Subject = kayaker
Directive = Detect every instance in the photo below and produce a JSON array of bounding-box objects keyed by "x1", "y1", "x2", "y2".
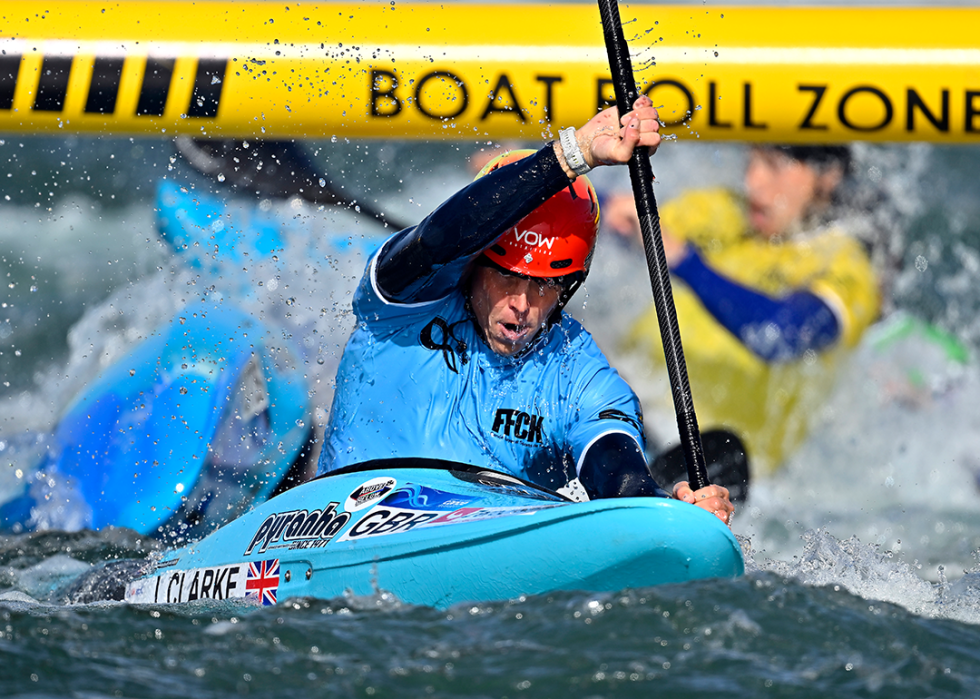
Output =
[
  {"x1": 318, "y1": 96, "x2": 734, "y2": 525},
  {"x1": 617, "y1": 145, "x2": 880, "y2": 479}
]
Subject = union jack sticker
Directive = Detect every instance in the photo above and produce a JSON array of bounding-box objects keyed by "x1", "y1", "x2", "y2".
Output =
[{"x1": 245, "y1": 559, "x2": 280, "y2": 606}]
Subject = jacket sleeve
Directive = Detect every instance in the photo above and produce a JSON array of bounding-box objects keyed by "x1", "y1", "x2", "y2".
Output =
[
  {"x1": 672, "y1": 246, "x2": 841, "y2": 362},
  {"x1": 375, "y1": 145, "x2": 571, "y2": 303},
  {"x1": 578, "y1": 432, "x2": 671, "y2": 499}
]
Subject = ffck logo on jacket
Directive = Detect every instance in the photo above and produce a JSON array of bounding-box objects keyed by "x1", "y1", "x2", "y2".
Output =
[{"x1": 492, "y1": 408, "x2": 545, "y2": 444}]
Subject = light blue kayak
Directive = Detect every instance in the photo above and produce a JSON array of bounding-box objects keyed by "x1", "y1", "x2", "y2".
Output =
[{"x1": 124, "y1": 459, "x2": 745, "y2": 609}]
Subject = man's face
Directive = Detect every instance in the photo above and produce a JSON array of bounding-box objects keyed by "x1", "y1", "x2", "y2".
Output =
[
  {"x1": 469, "y1": 265, "x2": 561, "y2": 357},
  {"x1": 745, "y1": 148, "x2": 833, "y2": 239}
]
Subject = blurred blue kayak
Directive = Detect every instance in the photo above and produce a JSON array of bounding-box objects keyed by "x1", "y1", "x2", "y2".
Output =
[
  {"x1": 1, "y1": 182, "x2": 316, "y2": 540},
  {"x1": 0, "y1": 300, "x2": 312, "y2": 539}
]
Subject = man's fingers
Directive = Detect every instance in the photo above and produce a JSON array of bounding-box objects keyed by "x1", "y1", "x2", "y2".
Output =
[
  {"x1": 584, "y1": 99, "x2": 661, "y2": 165},
  {"x1": 618, "y1": 110, "x2": 661, "y2": 155},
  {"x1": 672, "y1": 480, "x2": 696, "y2": 503},
  {"x1": 621, "y1": 108, "x2": 659, "y2": 127},
  {"x1": 616, "y1": 116, "x2": 642, "y2": 156}
]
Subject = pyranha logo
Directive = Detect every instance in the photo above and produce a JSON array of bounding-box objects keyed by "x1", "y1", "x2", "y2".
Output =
[
  {"x1": 492, "y1": 409, "x2": 545, "y2": 444},
  {"x1": 244, "y1": 503, "x2": 350, "y2": 555}
]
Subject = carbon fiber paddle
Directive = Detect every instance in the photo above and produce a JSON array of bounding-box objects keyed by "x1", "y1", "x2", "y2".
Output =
[{"x1": 597, "y1": 0, "x2": 710, "y2": 490}]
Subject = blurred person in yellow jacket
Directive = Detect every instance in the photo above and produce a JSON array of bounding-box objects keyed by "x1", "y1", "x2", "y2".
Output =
[{"x1": 617, "y1": 145, "x2": 880, "y2": 490}]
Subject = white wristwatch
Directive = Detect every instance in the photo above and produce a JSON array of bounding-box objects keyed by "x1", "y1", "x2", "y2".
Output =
[{"x1": 559, "y1": 127, "x2": 592, "y2": 176}]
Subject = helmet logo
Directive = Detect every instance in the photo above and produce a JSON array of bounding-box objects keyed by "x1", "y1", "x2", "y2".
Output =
[
  {"x1": 523, "y1": 252, "x2": 534, "y2": 264},
  {"x1": 513, "y1": 229, "x2": 556, "y2": 250}
]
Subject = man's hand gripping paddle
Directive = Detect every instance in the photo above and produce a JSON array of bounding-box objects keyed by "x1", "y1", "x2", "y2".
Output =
[{"x1": 596, "y1": 0, "x2": 710, "y2": 491}]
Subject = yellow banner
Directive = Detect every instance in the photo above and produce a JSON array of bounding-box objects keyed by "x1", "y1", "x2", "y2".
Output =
[{"x1": 1, "y1": 2, "x2": 979, "y2": 143}]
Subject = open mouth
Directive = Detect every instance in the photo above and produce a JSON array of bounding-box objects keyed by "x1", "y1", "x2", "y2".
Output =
[
  {"x1": 498, "y1": 321, "x2": 530, "y2": 343},
  {"x1": 748, "y1": 202, "x2": 768, "y2": 228}
]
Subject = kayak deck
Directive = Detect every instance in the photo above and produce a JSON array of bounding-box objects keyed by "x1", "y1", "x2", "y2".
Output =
[{"x1": 125, "y1": 463, "x2": 744, "y2": 609}]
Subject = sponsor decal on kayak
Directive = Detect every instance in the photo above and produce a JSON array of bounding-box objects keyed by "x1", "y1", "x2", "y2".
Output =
[
  {"x1": 244, "y1": 502, "x2": 351, "y2": 556},
  {"x1": 378, "y1": 484, "x2": 476, "y2": 511},
  {"x1": 338, "y1": 484, "x2": 562, "y2": 541},
  {"x1": 338, "y1": 503, "x2": 562, "y2": 541},
  {"x1": 126, "y1": 562, "x2": 245, "y2": 604},
  {"x1": 245, "y1": 559, "x2": 280, "y2": 606},
  {"x1": 125, "y1": 559, "x2": 281, "y2": 606},
  {"x1": 151, "y1": 558, "x2": 180, "y2": 570},
  {"x1": 345, "y1": 477, "x2": 397, "y2": 512}
]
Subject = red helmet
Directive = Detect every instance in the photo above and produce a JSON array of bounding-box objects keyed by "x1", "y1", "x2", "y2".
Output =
[{"x1": 475, "y1": 150, "x2": 600, "y2": 282}]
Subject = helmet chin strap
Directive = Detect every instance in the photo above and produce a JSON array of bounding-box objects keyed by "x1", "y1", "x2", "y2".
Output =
[{"x1": 547, "y1": 278, "x2": 582, "y2": 328}]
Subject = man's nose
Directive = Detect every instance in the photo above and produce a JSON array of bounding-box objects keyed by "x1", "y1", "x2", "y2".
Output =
[
  {"x1": 507, "y1": 281, "x2": 533, "y2": 313},
  {"x1": 509, "y1": 292, "x2": 530, "y2": 314}
]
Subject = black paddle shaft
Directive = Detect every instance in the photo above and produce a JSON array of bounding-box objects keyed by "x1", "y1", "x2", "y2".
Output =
[{"x1": 596, "y1": 0, "x2": 709, "y2": 490}]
